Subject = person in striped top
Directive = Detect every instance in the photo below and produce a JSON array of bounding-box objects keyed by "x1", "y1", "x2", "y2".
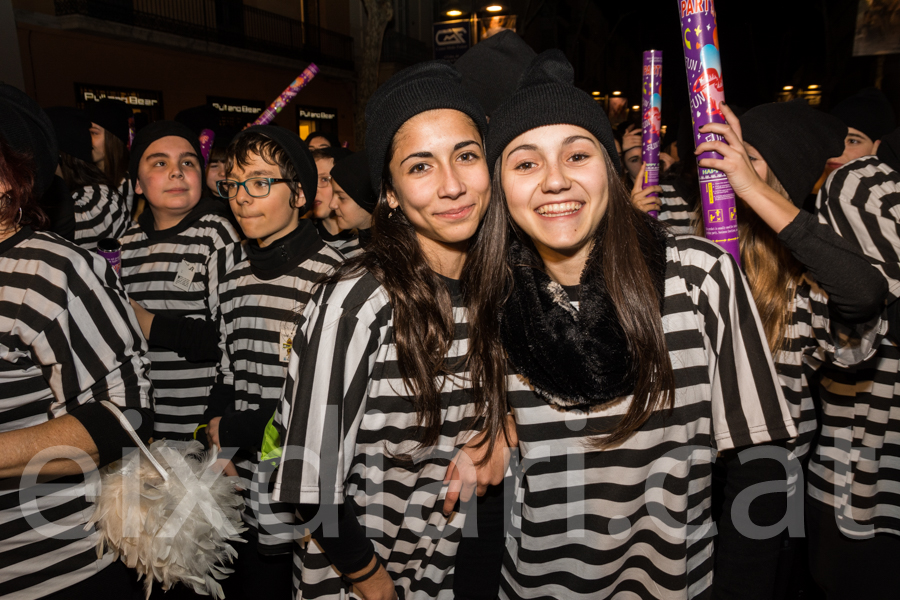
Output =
[
  {"x1": 269, "y1": 61, "x2": 510, "y2": 600},
  {"x1": 120, "y1": 121, "x2": 240, "y2": 441},
  {"x1": 44, "y1": 107, "x2": 130, "y2": 251},
  {"x1": 311, "y1": 147, "x2": 357, "y2": 255},
  {"x1": 0, "y1": 85, "x2": 153, "y2": 600},
  {"x1": 201, "y1": 126, "x2": 345, "y2": 598},
  {"x1": 326, "y1": 151, "x2": 376, "y2": 259},
  {"x1": 85, "y1": 99, "x2": 135, "y2": 220},
  {"x1": 811, "y1": 153, "x2": 900, "y2": 599},
  {"x1": 483, "y1": 50, "x2": 798, "y2": 600}
]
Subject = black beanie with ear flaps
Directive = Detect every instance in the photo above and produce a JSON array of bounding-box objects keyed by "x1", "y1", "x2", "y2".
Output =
[
  {"x1": 44, "y1": 107, "x2": 94, "y2": 165},
  {"x1": 232, "y1": 125, "x2": 318, "y2": 213},
  {"x1": 741, "y1": 100, "x2": 847, "y2": 206},
  {"x1": 331, "y1": 151, "x2": 377, "y2": 214},
  {"x1": 454, "y1": 29, "x2": 537, "y2": 117},
  {"x1": 486, "y1": 50, "x2": 620, "y2": 173},
  {"x1": 0, "y1": 84, "x2": 59, "y2": 198},
  {"x1": 129, "y1": 120, "x2": 205, "y2": 188},
  {"x1": 365, "y1": 60, "x2": 487, "y2": 195},
  {"x1": 830, "y1": 87, "x2": 896, "y2": 143}
]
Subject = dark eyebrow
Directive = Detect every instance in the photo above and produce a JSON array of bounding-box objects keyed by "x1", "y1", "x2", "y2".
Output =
[
  {"x1": 400, "y1": 151, "x2": 434, "y2": 166},
  {"x1": 847, "y1": 132, "x2": 868, "y2": 140},
  {"x1": 505, "y1": 143, "x2": 538, "y2": 159},
  {"x1": 454, "y1": 140, "x2": 480, "y2": 152},
  {"x1": 564, "y1": 135, "x2": 598, "y2": 147},
  {"x1": 245, "y1": 169, "x2": 277, "y2": 177},
  {"x1": 144, "y1": 151, "x2": 200, "y2": 162}
]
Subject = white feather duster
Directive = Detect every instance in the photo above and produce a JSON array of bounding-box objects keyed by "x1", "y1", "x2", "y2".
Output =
[{"x1": 86, "y1": 403, "x2": 246, "y2": 599}]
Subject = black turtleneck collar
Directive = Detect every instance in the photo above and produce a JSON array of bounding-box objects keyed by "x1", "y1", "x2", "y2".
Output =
[
  {"x1": 315, "y1": 219, "x2": 355, "y2": 243},
  {"x1": 137, "y1": 199, "x2": 229, "y2": 241},
  {"x1": 0, "y1": 227, "x2": 34, "y2": 256},
  {"x1": 246, "y1": 219, "x2": 326, "y2": 280}
]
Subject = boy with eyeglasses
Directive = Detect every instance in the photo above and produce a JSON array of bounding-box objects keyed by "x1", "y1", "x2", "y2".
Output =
[
  {"x1": 119, "y1": 121, "x2": 240, "y2": 441},
  {"x1": 202, "y1": 126, "x2": 344, "y2": 597}
]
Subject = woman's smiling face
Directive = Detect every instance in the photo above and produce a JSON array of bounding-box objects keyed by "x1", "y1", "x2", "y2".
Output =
[{"x1": 501, "y1": 123, "x2": 609, "y2": 257}]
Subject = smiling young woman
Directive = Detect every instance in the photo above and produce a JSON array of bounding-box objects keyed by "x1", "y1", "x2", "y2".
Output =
[
  {"x1": 268, "y1": 61, "x2": 509, "y2": 600},
  {"x1": 483, "y1": 50, "x2": 798, "y2": 600}
]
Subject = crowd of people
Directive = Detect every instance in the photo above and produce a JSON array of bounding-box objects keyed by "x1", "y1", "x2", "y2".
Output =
[{"x1": 1, "y1": 27, "x2": 900, "y2": 600}]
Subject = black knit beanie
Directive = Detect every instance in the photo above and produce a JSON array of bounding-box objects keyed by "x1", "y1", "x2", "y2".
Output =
[
  {"x1": 365, "y1": 60, "x2": 487, "y2": 193},
  {"x1": 305, "y1": 131, "x2": 341, "y2": 149},
  {"x1": 741, "y1": 100, "x2": 846, "y2": 206},
  {"x1": 878, "y1": 127, "x2": 900, "y2": 173},
  {"x1": 455, "y1": 29, "x2": 537, "y2": 117},
  {"x1": 831, "y1": 87, "x2": 896, "y2": 143},
  {"x1": 486, "y1": 50, "x2": 620, "y2": 172},
  {"x1": 319, "y1": 145, "x2": 352, "y2": 163},
  {"x1": 0, "y1": 84, "x2": 59, "y2": 198},
  {"x1": 129, "y1": 120, "x2": 205, "y2": 187},
  {"x1": 84, "y1": 99, "x2": 133, "y2": 146},
  {"x1": 233, "y1": 125, "x2": 318, "y2": 213},
  {"x1": 44, "y1": 106, "x2": 93, "y2": 165},
  {"x1": 331, "y1": 151, "x2": 376, "y2": 213}
]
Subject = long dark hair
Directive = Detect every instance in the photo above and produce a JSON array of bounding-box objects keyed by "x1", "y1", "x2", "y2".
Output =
[
  {"x1": 494, "y1": 146, "x2": 676, "y2": 447},
  {"x1": 0, "y1": 138, "x2": 48, "y2": 231},
  {"x1": 326, "y1": 122, "x2": 510, "y2": 460},
  {"x1": 58, "y1": 152, "x2": 112, "y2": 192},
  {"x1": 99, "y1": 130, "x2": 129, "y2": 188}
]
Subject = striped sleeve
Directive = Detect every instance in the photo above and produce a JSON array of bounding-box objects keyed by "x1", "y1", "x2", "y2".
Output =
[
  {"x1": 679, "y1": 237, "x2": 796, "y2": 450},
  {"x1": 658, "y1": 183, "x2": 698, "y2": 235},
  {"x1": 816, "y1": 157, "x2": 900, "y2": 301},
  {"x1": 72, "y1": 184, "x2": 130, "y2": 251},
  {"x1": 273, "y1": 274, "x2": 390, "y2": 505}
]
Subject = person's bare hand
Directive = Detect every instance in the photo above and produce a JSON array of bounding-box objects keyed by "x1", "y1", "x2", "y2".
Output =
[
  {"x1": 442, "y1": 415, "x2": 517, "y2": 516},
  {"x1": 347, "y1": 556, "x2": 397, "y2": 600},
  {"x1": 694, "y1": 103, "x2": 764, "y2": 198},
  {"x1": 207, "y1": 416, "x2": 222, "y2": 450},
  {"x1": 630, "y1": 162, "x2": 662, "y2": 214},
  {"x1": 659, "y1": 151, "x2": 676, "y2": 172}
]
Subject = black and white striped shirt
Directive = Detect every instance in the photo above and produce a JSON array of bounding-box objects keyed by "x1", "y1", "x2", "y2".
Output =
[
  {"x1": 658, "y1": 177, "x2": 698, "y2": 235},
  {"x1": 812, "y1": 156, "x2": 900, "y2": 536},
  {"x1": 117, "y1": 177, "x2": 135, "y2": 221},
  {"x1": 216, "y1": 224, "x2": 343, "y2": 551},
  {"x1": 273, "y1": 272, "x2": 480, "y2": 599},
  {"x1": 120, "y1": 201, "x2": 240, "y2": 440},
  {"x1": 501, "y1": 234, "x2": 796, "y2": 600},
  {"x1": 73, "y1": 184, "x2": 130, "y2": 251},
  {"x1": 0, "y1": 228, "x2": 152, "y2": 599}
]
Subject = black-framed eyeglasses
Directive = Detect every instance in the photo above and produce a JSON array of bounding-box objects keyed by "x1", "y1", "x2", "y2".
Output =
[{"x1": 216, "y1": 177, "x2": 300, "y2": 199}]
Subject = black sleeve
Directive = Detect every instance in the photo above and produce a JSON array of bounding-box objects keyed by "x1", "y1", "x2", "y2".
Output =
[
  {"x1": 217, "y1": 403, "x2": 275, "y2": 454},
  {"x1": 711, "y1": 443, "x2": 788, "y2": 600},
  {"x1": 148, "y1": 313, "x2": 221, "y2": 363},
  {"x1": 202, "y1": 381, "x2": 235, "y2": 423},
  {"x1": 39, "y1": 176, "x2": 76, "y2": 242},
  {"x1": 69, "y1": 402, "x2": 155, "y2": 467},
  {"x1": 887, "y1": 298, "x2": 900, "y2": 346},
  {"x1": 296, "y1": 496, "x2": 376, "y2": 575},
  {"x1": 778, "y1": 210, "x2": 888, "y2": 323}
]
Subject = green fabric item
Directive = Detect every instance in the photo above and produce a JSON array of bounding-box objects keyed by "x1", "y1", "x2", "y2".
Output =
[{"x1": 260, "y1": 413, "x2": 283, "y2": 465}]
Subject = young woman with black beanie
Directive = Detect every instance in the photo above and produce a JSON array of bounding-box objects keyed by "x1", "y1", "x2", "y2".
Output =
[
  {"x1": 690, "y1": 100, "x2": 888, "y2": 597},
  {"x1": 85, "y1": 98, "x2": 135, "y2": 218},
  {"x1": 483, "y1": 49, "x2": 798, "y2": 600},
  {"x1": 267, "y1": 60, "x2": 510, "y2": 600}
]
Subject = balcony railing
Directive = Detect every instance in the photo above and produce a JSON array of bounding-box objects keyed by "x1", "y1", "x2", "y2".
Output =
[
  {"x1": 53, "y1": 0, "x2": 354, "y2": 70},
  {"x1": 381, "y1": 29, "x2": 431, "y2": 65}
]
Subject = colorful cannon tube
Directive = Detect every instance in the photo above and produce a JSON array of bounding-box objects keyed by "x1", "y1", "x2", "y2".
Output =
[
  {"x1": 678, "y1": 0, "x2": 740, "y2": 266},
  {"x1": 642, "y1": 50, "x2": 663, "y2": 219},
  {"x1": 252, "y1": 64, "x2": 320, "y2": 126},
  {"x1": 199, "y1": 129, "x2": 215, "y2": 165}
]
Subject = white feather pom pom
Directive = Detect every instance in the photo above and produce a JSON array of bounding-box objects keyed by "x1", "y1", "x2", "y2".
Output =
[{"x1": 86, "y1": 440, "x2": 246, "y2": 599}]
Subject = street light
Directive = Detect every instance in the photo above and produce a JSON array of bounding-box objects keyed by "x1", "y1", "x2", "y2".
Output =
[
  {"x1": 485, "y1": 4, "x2": 504, "y2": 11},
  {"x1": 612, "y1": 91, "x2": 621, "y2": 96},
  {"x1": 592, "y1": 91, "x2": 601, "y2": 96},
  {"x1": 446, "y1": 9, "x2": 463, "y2": 16},
  {"x1": 783, "y1": 85, "x2": 793, "y2": 91},
  {"x1": 632, "y1": 105, "x2": 640, "y2": 111},
  {"x1": 808, "y1": 84, "x2": 819, "y2": 89}
]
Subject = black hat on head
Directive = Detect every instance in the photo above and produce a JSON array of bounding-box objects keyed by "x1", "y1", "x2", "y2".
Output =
[
  {"x1": 174, "y1": 104, "x2": 220, "y2": 137},
  {"x1": 305, "y1": 131, "x2": 341, "y2": 149},
  {"x1": 0, "y1": 84, "x2": 59, "y2": 198},
  {"x1": 877, "y1": 127, "x2": 900, "y2": 174},
  {"x1": 831, "y1": 87, "x2": 896, "y2": 143},
  {"x1": 233, "y1": 125, "x2": 318, "y2": 213},
  {"x1": 365, "y1": 60, "x2": 487, "y2": 194},
  {"x1": 318, "y1": 145, "x2": 352, "y2": 163},
  {"x1": 128, "y1": 120, "x2": 205, "y2": 187},
  {"x1": 486, "y1": 50, "x2": 620, "y2": 173},
  {"x1": 454, "y1": 29, "x2": 537, "y2": 117},
  {"x1": 84, "y1": 98, "x2": 134, "y2": 147},
  {"x1": 741, "y1": 100, "x2": 847, "y2": 206},
  {"x1": 331, "y1": 151, "x2": 377, "y2": 214},
  {"x1": 44, "y1": 106, "x2": 93, "y2": 165}
]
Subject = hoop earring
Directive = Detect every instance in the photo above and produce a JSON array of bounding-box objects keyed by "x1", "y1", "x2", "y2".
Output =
[{"x1": 16, "y1": 207, "x2": 23, "y2": 225}]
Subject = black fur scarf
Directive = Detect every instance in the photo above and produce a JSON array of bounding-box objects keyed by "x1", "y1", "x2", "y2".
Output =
[{"x1": 500, "y1": 217, "x2": 669, "y2": 410}]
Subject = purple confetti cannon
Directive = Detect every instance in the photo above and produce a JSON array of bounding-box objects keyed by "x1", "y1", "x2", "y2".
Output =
[
  {"x1": 253, "y1": 64, "x2": 320, "y2": 126},
  {"x1": 677, "y1": 0, "x2": 740, "y2": 266},
  {"x1": 199, "y1": 129, "x2": 215, "y2": 165},
  {"x1": 642, "y1": 50, "x2": 663, "y2": 219},
  {"x1": 97, "y1": 238, "x2": 121, "y2": 276}
]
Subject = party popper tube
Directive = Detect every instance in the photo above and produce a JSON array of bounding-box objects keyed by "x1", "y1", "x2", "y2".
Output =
[
  {"x1": 253, "y1": 64, "x2": 320, "y2": 126},
  {"x1": 199, "y1": 129, "x2": 215, "y2": 165},
  {"x1": 642, "y1": 50, "x2": 663, "y2": 219},
  {"x1": 97, "y1": 238, "x2": 121, "y2": 276},
  {"x1": 678, "y1": 0, "x2": 740, "y2": 266}
]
